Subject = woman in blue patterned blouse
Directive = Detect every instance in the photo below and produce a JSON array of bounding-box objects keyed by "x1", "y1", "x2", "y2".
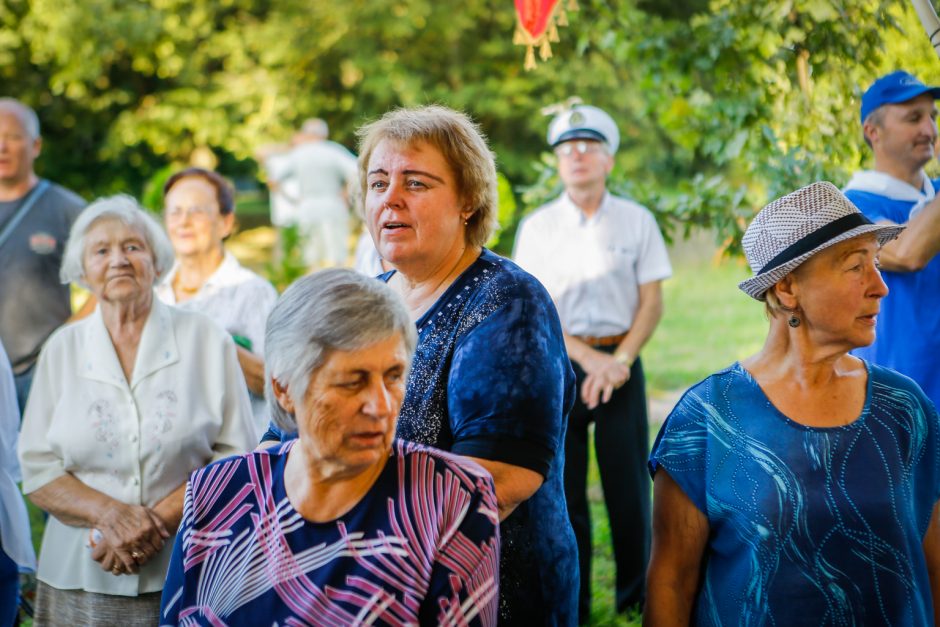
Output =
[
  {"x1": 160, "y1": 269, "x2": 500, "y2": 625},
  {"x1": 261, "y1": 105, "x2": 579, "y2": 624},
  {"x1": 646, "y1": 181, "x2": 940, "y2": 625}
]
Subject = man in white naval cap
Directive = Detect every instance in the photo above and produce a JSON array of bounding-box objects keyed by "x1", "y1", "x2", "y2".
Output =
[{"x1": 513, "y1": 104, "x2": 672, "y2": 621}]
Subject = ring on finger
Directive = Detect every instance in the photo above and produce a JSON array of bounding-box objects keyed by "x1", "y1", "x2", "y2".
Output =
[{"x1": 131, "y1": 550, "x2": 142, "y2": 560}]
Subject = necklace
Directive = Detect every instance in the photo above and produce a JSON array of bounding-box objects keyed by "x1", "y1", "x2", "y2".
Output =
[{"x1": 173, "y1": 273, "x2": 203, "y2": 296}]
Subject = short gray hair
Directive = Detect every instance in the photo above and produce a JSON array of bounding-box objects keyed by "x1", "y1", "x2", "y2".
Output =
[
  {"x1": 0, "y1": 98, "x2": 40, "y2": 140},
  {"x1": 301, "y1": 118, "x2": 329, "y2": 138},
  {"x1": 60, "y1": 195, "x2": 175, "y2": 287},
  {"x1": 862, "y1": 106, "x2": 886, "y2": 149},
  {"x1": 264, "y1": 268, "x2": 417, "y2": 432}
]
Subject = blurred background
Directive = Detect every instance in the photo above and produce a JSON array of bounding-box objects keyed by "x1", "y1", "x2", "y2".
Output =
[
  {"x1": 6, "y1": 0, "x2": 940, "y2": 623},
  {"x1": 4, "y1": 0, "x2": 939, "y2": 256}
]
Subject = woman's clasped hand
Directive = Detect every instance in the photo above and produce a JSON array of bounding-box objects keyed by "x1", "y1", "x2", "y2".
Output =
[{"x1": 91, "y1": 502, "x2": 170, "y2": 575}]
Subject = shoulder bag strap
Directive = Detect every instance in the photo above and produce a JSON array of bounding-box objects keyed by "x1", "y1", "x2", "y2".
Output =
[{"x1": 0, "y1": 179, "x2": 51, "y2": 252}]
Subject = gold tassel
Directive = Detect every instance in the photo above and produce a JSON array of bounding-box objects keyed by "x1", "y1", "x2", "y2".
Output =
[
  {"x1": 539, "y1": 37, "x2": 553, "y2": 61},
  {"x1": 568, "y1": 0, "x2": 579, "y2": 11},
  {"x1": 796, "y1": 48, "x2": 812, "y2": 97},
  {"x1": 513, "y1": 24, "x2": 526, "y2": 45},
  {"x1": 548, "y1": 22, "x2": 560, "y2": 42},
  {"x1": 524, "y1": 45, "x2": 537, "y2": 71},
  {"x1": 557, "y1": 9, "x2": 568, "y2": 27}
]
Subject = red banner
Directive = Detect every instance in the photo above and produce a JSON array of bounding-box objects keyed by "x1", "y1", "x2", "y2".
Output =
[
  {"x1": 513, "y1": 0, "x2": 577, "y2": 70},
  {"x1": 515, "y1": 0, "x2": 559, "y2": 39}
]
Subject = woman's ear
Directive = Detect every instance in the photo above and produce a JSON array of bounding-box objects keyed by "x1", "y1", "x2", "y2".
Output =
[
  {"x1": 271, "y1": 378, "x2": 295, "y2": 414},
  {"x1": 461, "y1": 206, "x2": 475, "y2": 225},
  {"x1": 772, "y1": 274, "x2": 799, "y2": 310}
]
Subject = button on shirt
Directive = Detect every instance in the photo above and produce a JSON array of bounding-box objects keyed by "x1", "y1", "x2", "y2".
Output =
[{"x1": 514, "y1": 192, "x2": 672, "y2": 337}]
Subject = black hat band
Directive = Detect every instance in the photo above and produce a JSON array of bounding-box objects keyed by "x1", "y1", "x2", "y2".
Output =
[{"x1": 758, "y1": 212, "x2": 873, "y2": 274}]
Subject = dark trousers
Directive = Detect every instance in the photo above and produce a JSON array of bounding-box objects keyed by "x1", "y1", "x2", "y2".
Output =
[
  {"x1": 0, "y1": 547, "x2": 17, "y2": 627},
  {"x1": 565, "y1": 354, "x2": 650, "y2": 622},
  {"x1": 13, "y1": 364, "x2": 34, "y2": 418}
]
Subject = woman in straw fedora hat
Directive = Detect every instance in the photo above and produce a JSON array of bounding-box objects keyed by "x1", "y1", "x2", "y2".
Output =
[{"x1": 644, "y1": 181, "x2": 940, "y2": 625}]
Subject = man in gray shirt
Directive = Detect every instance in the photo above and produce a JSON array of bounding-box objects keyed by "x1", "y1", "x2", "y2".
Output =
[{"x1": 0, "y1": 98, "x2": 85, "y2": 413}]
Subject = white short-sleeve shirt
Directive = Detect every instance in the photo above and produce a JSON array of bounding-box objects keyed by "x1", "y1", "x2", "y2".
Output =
[
  {"x1": 18, "y1": 298, "x2": 256, "y2": 596},
  {"x1": 157, "y1": 252, "x2": 278, "y2": 434},
  {"x1": 513, "y1": 192, "x2": 672, "y2": 337}
]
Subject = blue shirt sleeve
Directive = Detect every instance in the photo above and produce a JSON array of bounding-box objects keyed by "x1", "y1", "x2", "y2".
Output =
[
  {"x1": 259, "y1": 421, "x2": 295, "y2": 444},
  {"x1": 446, "y1": 288, "x2": 572, "y2": 477},
  {"x1": 648, "y1": 388, "x2": 710, "y2": 515}
]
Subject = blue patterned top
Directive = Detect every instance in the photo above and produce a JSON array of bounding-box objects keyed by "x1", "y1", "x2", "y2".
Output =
[
  {"x1": 650, "y1": 362, "x2": 940, "y2": 626},
  {"x1": 392, "y1": 249, "x2": 578, "y2": 625},
  {"x1": 159, "y1": 440, "x2": 500, "y2": 626}
]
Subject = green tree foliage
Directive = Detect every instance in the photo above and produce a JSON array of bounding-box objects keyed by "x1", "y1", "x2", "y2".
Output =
[{"x1": 1, "y1": 0, "x2": 937, "y2": 251}]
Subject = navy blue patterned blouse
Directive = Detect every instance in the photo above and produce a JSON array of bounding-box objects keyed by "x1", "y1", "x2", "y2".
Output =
[
  {"x1": 160, "y1": 440, "x2": 500, "y2": 625},
  {"x1": 650, "y1": 362, "x2": 940, "y2": 626},
  {"x1": 262, "y1": 250, "x2": 578, "y2": 624}
]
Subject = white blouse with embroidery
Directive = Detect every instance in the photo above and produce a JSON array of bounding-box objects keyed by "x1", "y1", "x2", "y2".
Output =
[{"x1": 18, "y1": 297, "x2": 256, "y2": 596}]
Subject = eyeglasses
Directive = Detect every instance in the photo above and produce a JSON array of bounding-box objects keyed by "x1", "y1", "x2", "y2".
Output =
[
  {"x1": 163, "y1": 205, "x2": 218, "y2": 220},
  {"x1": 555, "y1": 141, "x2": 606, "y2": 157}
]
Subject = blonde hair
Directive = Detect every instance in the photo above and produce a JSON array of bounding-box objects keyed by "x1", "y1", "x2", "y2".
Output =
[{"x1": 356, "y1": 105, "x2": 499, "y2": 248}]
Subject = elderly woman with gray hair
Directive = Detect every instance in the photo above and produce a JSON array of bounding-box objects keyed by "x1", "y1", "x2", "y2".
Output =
[
  {"x1": 646, "y1": 182, "x2": 940, "y2": 625},
  {"x1": 17, "y1": 195, "x2": 255, "y2": 626},
  {"x1": 160, "y1": 268, "x2": 500, "y2": 625}
]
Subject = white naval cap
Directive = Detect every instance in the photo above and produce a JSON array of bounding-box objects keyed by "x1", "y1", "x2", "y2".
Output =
[{"x1": 547, "y1": 105, "x2": 620, "y2": 153}]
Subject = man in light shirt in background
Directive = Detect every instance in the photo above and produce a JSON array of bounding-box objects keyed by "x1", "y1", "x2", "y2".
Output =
[
  {"x1": 267, "y1": 118, "x2": 358, "y2": 268},
  {"x1": 514, "y1": 104, "x2": 671, "y2": 622}
]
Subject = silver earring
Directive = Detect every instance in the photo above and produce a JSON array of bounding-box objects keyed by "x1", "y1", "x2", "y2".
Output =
[{"x1": 788, "y1": 314, "x2": 801, "y2": 328}]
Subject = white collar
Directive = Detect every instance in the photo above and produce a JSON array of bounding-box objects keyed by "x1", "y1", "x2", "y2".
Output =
[
  {"x1": 844, "y1": 170, "x2": 935, "y2": 220},
  {"x1": 82, "y1": 297, "x2": 179, "y2": 389},
  {"x1": 843, "y1": 170, "x2": 935, "y2": 202},
  {"x1": 561, "y1": 190, "x2": 611, "y2": 222},
  {"x1": 160, "y1": 250, "x2": 240, "y2": 300}
]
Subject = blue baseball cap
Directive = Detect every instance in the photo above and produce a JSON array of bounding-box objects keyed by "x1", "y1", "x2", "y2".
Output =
[{"x1": 860, "y1": 71, "x2": 940, "y2": 123}]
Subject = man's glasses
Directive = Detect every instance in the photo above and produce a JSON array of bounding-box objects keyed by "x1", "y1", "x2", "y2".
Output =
[{"x1": 554, "y1": 141, "x2": 606, "y2": 157}]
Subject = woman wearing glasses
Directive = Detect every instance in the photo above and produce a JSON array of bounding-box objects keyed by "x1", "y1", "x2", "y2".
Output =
[{"x1": 157, "y1": 168, "x2": 278, "y2": 437}]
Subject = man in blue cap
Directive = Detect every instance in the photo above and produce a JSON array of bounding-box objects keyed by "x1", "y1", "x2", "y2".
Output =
[
  {"x1": 514, "y1": 105, "x2": 671, "y2": 621},
  {"x1": 843, "y1": 71, "x2": 940, "y2": 406}
]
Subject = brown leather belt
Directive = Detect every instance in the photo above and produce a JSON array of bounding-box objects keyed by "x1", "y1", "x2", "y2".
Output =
[{"x1": 574, "y1": 332, "x2": 627, "y2": 347}]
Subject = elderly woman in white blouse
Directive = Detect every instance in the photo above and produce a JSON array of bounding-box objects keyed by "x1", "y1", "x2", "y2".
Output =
[
  {"x1": 18, "y1": 195, "x2": 255, "y2": 626},
  {"x1": 156, "y1": 168, "x2": 278, "y2": 436}
]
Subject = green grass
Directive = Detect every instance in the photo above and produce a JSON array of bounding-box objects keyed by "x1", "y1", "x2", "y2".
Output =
[{"x1": 644, "y1": 257, "x2": 768, "y2": 394}]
